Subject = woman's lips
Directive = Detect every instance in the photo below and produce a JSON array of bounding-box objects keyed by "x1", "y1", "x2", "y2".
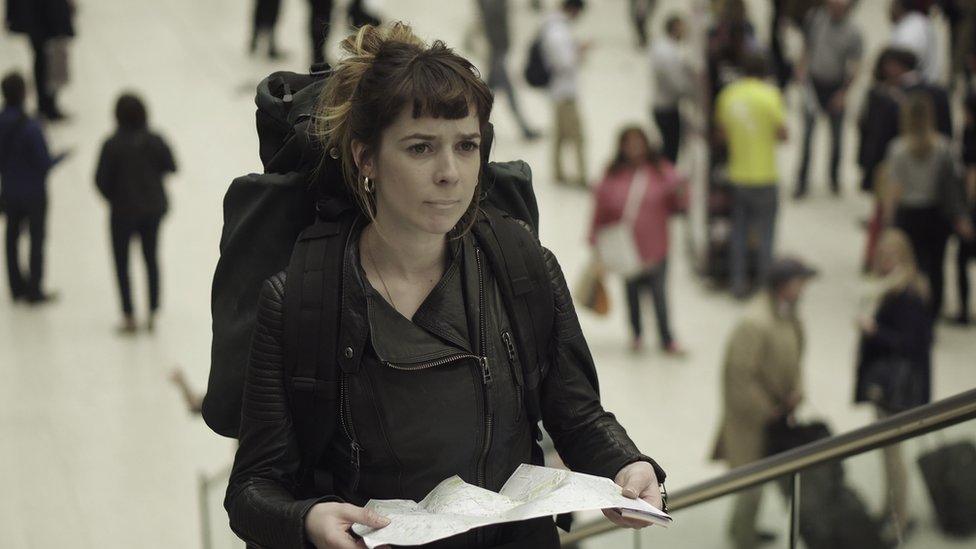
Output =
[{"x1": 425, "y1": 200, "x2": 460, "y2": 209}]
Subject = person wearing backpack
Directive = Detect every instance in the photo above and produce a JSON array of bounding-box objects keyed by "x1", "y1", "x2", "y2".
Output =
[
  {"x1": 94, "y1": 93, "x2": 177, "y2": 333},
  {"x1": 0, "y1": 71, "x2": 68, "y2": 304},
  {"x1": 540, "y1": 0, "x2": 590, "y2": 188},
  {"x1": 223, "y1": 23, "x2": 667, "y2": 549}
]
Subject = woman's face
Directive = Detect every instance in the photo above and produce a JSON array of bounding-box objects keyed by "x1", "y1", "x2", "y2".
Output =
[
  {"x1": 622, "y1": 132, "x2": 648, "y2": 165},
  {"x1": 358, "y1": 107, "x2": 482, "y2": 236}
]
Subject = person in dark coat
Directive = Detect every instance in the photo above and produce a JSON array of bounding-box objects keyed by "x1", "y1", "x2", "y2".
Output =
[
  {"x1": 953, "y1": 93, "x2": 976, "y2": 324},
  {"x1": 5, "y1": 0, "x2": 75, "y2": 120},
  {"x1": 0, "y1": 71, "x2": 67, "y2": 304},
  {"x1": 94, "y1": 93, "x2": 177, "y2": 333},
  {"x1": 854, "y1": 228, "x2": 933, "y2": 539}
]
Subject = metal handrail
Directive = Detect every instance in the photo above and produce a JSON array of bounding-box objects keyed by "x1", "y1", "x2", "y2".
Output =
[{"x1": 560, "y1": 388, "x2": 976, "y2": 545}]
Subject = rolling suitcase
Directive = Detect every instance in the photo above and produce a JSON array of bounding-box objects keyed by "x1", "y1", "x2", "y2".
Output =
[{"x1": 917, "y1": 441, "x2": 976, "y2": 537}]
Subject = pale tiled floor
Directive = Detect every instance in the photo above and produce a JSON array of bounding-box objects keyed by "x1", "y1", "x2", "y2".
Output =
[{"x1": 1, "y1": 1, "x2": 974, "y2": 548}]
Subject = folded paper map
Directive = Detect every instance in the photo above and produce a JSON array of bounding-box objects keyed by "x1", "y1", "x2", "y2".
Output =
[{"x1": 351, "y1": 464, "x2": 672, "y2": 547}]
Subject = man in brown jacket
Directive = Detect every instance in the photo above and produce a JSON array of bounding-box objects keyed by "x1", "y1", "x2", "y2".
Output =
[{"x1": 712, "y1": 257, "x2": 817, "y2": 548}]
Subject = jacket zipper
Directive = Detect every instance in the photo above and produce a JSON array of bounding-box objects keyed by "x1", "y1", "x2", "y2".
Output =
[
  {"x1": 339, "y1": 374, "x2": 361, "y2": 493},
  {"x1": 501, "y1": 330, "x2": 523, "y2": 424},
  {"x1": 475, "y1": 247, "x2": 493, "y2": 492}
]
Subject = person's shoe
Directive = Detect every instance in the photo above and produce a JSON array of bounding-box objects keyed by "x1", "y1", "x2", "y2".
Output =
[
  {"x1": 756, "y1": 530, "x2": 778, "y2": 545},
  {"x1": 521, "y1": 128, "x2": 542, "y2": 141},
  {"x1": 951, "y1": 313, "x2": 971, "y2": 325},
  {"x1": 26, "y1": 291, "x2": 58, "y2": 305},
  {"x1": 792, "y1": 188, "x2": 807, "y2": 200},
  {"x1": 630, "y1": 337, "x2": 644, "y2": 353},
  {"x1": 40, "y1": 108, "x2": 69, "y2": 122},
  {"x1": 117, "y1": 315, "x2": 137, "y2": 335},
  {"x1": 663, "y1": 341, "x2": 687, "y2": 357}
]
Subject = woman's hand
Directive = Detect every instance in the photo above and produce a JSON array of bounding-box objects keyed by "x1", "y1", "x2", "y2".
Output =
[
  {"x1": 858, "y1": 315, "x2": 878, "y2": 335},
  {"x1": 602, "y1": 461, "x2": 662, "y2": 529},
  {"x1": 304, "y1": 502, "x2": 390, "y2": 549}
]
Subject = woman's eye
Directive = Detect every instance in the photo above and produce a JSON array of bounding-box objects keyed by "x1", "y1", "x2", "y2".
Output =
[
  {"x1": 458, "y1": 141, "x2": 480, "y2": 152},
  {"x1": 408, "y1": 143, "x2": 431, "y2": 154}
]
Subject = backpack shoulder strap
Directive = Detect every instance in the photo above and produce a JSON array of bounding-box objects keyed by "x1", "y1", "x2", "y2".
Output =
[
  {"x1": 283, "y1": 209, "x2": 353, "y2": 493},
  {"x1": 475, "y1": 208, "x2": 554, "y2": 421}
]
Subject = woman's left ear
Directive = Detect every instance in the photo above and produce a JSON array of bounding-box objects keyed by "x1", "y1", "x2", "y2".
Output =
[{"x1": 351, "y1": 140, "x2": 375, "y2": 179}]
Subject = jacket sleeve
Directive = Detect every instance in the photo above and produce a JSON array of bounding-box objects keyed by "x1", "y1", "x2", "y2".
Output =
[
  {"x1": 538, "y1": 246, "x2": 667, "y2": 485},
  {"x1": 154, "y1": 134, "x2": 177, "y2": 174},
  {"x1": 225, "y1": 273, "x2": 335, "y2": 549},
  {"x1": 723, "y1": 321, "x2": 779, "y2": 424}
]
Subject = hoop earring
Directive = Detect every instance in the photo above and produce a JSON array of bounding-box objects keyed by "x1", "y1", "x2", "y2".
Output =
[{"x1": 363, "y1": 176, "x2": 374, "y2": 194}]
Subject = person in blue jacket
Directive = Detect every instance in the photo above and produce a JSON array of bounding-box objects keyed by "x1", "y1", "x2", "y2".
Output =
[{"x1": 0, "y1": 72, "x2": 68, "y2": 304}]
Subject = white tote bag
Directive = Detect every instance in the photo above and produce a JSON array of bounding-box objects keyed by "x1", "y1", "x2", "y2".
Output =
[{"x1": 596, "y1": 168, "x2": 648, "y2": 278}]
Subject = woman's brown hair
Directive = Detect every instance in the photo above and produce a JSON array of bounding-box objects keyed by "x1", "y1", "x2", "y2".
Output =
[
  {"x1": 605, "y1": 125, "x2": 663, "y2": 176},
  {"x1": 313, "y1": 23, "x2": 493, "y2": 234},
  {"x1": 900, "y1": 91, "x2": 936, "y2": 159}
]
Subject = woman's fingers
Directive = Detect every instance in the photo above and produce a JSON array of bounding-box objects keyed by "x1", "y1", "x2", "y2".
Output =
[
  {"x1": 602, "y1": 509, "x2": 651, "y2": 529},
  {"x1": 335, "y1": 503, "x2": 391, "y2": 529}
]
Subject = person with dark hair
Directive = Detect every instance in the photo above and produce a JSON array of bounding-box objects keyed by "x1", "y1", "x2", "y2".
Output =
[
  {"x1": 713, "y1": 256, "x2": 816, "y2": 549},
  {"x1": 715, "y1": 54, "x2": 788, "y2": 298},
  {"x1": 474, "y1": 0, "x2": 540, "y2": 140},
  {"x1": 650, "y1": 14, "x2": 695, "y2": 164},
  {"x1": 95, "y1": 93, "x2": 177, "y2": 333},
  {"x1": 0, "y1": 71, "x2": 68, "y2": 304},
  {"x1": 250, "y1": 0, "x2": 283, "y2": 59},
  {"x1": 589, "y1": 126, "x2": 686, "y2": 354},
  {"x1": 4, "y1": 0, "x2": 75, "y2": 120},
  {"x1": 794, "y1": 0, "x2": 863, "y2": 198},
  {"x1": 541, "y1": 0, "x2": 590, "y2": 188},
  {"x1": 225, "y1": 23, "x2": 667, "y2": 548},
  {"x1": 880, "y1": 92, "x2": 974, "y2": 319}
]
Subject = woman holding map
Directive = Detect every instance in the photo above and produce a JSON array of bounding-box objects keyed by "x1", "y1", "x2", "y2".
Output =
[{"x1": 223, "y1": 23, "x2": 667, "y2": 549}]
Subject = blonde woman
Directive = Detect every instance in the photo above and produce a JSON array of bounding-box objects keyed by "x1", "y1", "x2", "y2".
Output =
[
  {"x1": 854, "y1": 229, "x2": 933, "y2": 540},
  {"x1": 880, "y1": 92, "x2": 975, "y2": 318}
]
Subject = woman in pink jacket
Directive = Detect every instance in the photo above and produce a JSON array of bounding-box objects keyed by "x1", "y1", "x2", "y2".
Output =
[{"x1": 590, "y1": 126, "x2": 686, "y2": 354}]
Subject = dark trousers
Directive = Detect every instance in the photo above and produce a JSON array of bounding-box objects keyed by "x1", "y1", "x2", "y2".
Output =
[
  {"x1": 653, "y1": 107, "x2": 681, "y2": 163},
  {"x1": 797, "y1": 80, "x2": 844, "y2": 194},
  {"x1": 896, "y1": 206, "x2": 951, "y2": 318},
  {"x1": 624, "y1": 261, "x2": 673, "y2": 346},
  {"x1": 955, "y1": 215, "x2": 976, "y2": 320},
  {"x1": 629, "y1": 0, "x2": 655, "y2": 48},
  {"x1": 29, "y1": 35, "x2": 57, "y2": 115},
  {"x1": 252, "y1": 0, "x2": 281, "y2": 34},
  {"x1": 308, "y1": 0, "x2": 334, "y2": 65},
  {"x1": 730, "y1": 185, "x2": 778, "y2": 295},
  {"x1": 111, "y1": 214, "x2": 162, "y2": 316},
  {"x1": 4, "y1": 200, "x2": 46, "y2": 299}
]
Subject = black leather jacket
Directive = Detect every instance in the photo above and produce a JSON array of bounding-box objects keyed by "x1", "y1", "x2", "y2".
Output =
[{"x1": 225, "y1": 224, "x2": 665, "y2": 548}]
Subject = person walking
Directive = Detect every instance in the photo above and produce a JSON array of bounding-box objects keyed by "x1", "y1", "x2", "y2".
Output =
[
  {"x1": 5, "y1": 0, "x2": 75, "y2": 120},
  {"x1": 854, "y1": 228, "x2": 932, "y2": 540},
  {"x1": 541, "y1": 0, "x2": 589, "y2": 188},
  {"x1": 794, "y1": 0, "x2": 863, "y2": 198},
  {"x1": 629, "y1": 0, "x2": 656, "y2": 49},
  {"x1": 0, "y1": 72, "x2": 67, "y2": 304},
  {"x1": 880, "y1": 92, "x2": 974, "y2": 319},
  {"x1": 650, "y1": 14, "x2": 696, "y2": 164},
  {"x1": 475, "y1": 0, "x2": 540, "y2": 140},
  {"x1": 95, "y1": 93, "x2": 177, "y2": 333},
  {"x1": 589, "y1": 126, "x2": 686, "y2": 354},
  {"x1": 712, "y1": 257, "x2": 816, "y2": 549},
  {"x1": 715, "y1": 54, "x2": 788, "y2": 298}
]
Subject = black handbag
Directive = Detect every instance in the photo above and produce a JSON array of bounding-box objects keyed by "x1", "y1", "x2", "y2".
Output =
[{"x1": 862, "y1": 357, "x2": 920, "y2": 413}]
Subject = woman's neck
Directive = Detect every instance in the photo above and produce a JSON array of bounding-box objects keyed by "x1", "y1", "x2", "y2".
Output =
[{"x1": 361, "y1": 220, "x2": 447, "y2": 279}]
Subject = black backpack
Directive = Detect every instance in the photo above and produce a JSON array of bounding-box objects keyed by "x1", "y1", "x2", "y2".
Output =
[
  {"x1": 203, "y1": 70, "x2": 558, "y2": 487},
  {"x1": 523, "y1": 33, "x2": 551, "y2": 89}
]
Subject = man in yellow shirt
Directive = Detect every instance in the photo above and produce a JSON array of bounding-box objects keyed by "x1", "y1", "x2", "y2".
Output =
[{"x1": 716, "y1": 53, "x2": 788, "y2": 298}]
